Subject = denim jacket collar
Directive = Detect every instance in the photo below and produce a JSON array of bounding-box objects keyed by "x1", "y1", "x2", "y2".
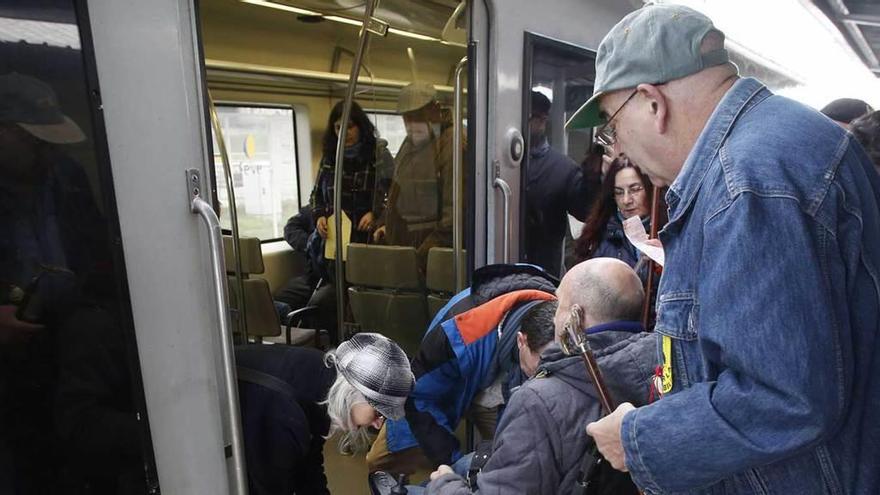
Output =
[{"x1": 666, "y1": 77, "x2": 769, "y2": 224}]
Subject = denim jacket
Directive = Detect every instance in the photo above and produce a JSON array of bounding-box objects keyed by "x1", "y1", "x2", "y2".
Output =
[{"x1": 621, "y1": 78, "x2": 880, "y2": 494}]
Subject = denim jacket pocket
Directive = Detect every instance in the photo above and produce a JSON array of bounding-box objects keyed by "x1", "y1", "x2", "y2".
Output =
[
  {"x1": 654, "y1": 293, "x2": 698, "y2": 340},
  {"x1": 654, "y1": 293, "x2": 703, "y2": 390}
]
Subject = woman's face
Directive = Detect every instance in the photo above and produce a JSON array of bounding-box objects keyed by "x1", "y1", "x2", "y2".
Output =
[
  {"x1": 613, "y1": 167, "x2": 649, "y2": 219},
  {"x1": 334, "y1": 119, "x2": 360, "y2": 147},
  {"x1": 351, "y1": 402, "x2": 384, "y2": 430}
]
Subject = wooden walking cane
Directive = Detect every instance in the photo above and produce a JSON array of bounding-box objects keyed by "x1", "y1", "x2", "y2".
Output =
[
  {"x1": 565, "y1": 308, "x2": 641, "y2": 495},
  {"x1": 640, "y1": 185, "x2": 662, "y2": 329}
]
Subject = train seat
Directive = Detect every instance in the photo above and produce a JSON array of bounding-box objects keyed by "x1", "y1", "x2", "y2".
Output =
[
  {"x1": 426, "y1": 247, "x2": 456, "y2": 319},
  {"x1": 346, "y1": 243, "x2": 429, "y2": 355},
  {"x1": 223, "y1": 235, "x2": 317, "y2": 346}
]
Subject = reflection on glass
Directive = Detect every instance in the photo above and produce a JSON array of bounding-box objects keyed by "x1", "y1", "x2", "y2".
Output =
[
  {"x1": 522, "y1": 35, "x2": 600, "y2": 277},
  {"x1": 0, "y1": 4, "x2": 154, "y2": 493},
  {"x1": 212, "y1": 105, "x2": 299, "y2": 241},
  {"x1": 375, "y1": 81, "x2": 462, "y2": 271}
]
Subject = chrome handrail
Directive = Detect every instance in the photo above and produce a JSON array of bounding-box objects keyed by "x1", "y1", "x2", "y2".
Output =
[
  {"x1": 332, "y1": 0, "x2": 380, "y2": 345},
  {"x1": 452, "y1": 56, "x2": 467, "y2": 292},
  {"x1": 207, "y1": 93, "x2": 248, "y2": 342},
  {"x1": 187, "y1": 169, "x2": 248, "y2": 495},
  {"x1": 493, "y1": 177, "x2": 511, "y2": 263}
]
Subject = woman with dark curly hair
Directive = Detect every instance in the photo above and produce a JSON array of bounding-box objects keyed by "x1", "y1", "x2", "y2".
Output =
[
  {"x1": 310, "y1": 100, "x2": 394, "y2": 244},
  {"x1": 574, "y1": 155, "x2": 665, "y2": 267}
]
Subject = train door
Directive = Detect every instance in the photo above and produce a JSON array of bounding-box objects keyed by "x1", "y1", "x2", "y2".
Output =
[
  {"x1": 474, "y1": 0, "x2": 641, "y2": 270},
  {"x1": 199, "y1": 0, "x2": 471, "y2": 356},
  {"x1": 83, "y1": 0, "x2": 243, "y2": 493},
  {"x1": 0, "y1": 1, "x2": 171, "y2": 493}
]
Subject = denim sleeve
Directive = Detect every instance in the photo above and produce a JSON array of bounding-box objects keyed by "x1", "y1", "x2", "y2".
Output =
[{"x1": 621, "y1": 194, "x2": 843, "y2": 493}]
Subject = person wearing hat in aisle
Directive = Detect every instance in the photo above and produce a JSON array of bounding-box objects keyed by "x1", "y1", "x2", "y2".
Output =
[
  {"x1": 235, "y1": 333, "x2": 414, "y2": 495},
  {"x1": 567, "y1": 4, "x2": 880, "y2": 494},
  {"x1": 820, "y1": 97, "x2": 873, "y2": 129},
  {"x1": 374, "y1": 81, "x2": 461, "y2": 271},
  {"x1": 524, "y1": 90, "x2": 601, "y2": 277}
]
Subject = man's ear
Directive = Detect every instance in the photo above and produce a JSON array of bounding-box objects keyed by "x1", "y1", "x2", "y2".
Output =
[
  {"x1": 517, "y1": 331, "x2": 527, "y2": 349},
  {"x1": 637, "y1": 83, "x2": 668, "y2": 134}
]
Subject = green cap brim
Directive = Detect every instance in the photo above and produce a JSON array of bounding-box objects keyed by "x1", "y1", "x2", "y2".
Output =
[{"x1": 565, "y1": 91, "x2": 605, "y2": 130}]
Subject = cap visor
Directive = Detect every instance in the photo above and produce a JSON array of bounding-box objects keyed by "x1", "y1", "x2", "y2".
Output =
[
  {"x1": 19, "y1": 115, "x2": 85, "y2": 144},
  {"x1": 565, "y1": 91, "x2": 605, "y2": 130}
]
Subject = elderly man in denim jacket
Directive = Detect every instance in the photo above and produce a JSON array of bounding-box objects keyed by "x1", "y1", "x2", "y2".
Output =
[{"x1": 566, "y1": 5, "x2": 880, "y2": 494}]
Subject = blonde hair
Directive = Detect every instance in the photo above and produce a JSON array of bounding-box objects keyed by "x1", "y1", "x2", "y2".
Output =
[{"x1": 322, "y1": 351, "x2": 373, "y2": 454}]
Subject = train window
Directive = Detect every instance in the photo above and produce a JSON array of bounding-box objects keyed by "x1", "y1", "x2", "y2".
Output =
[
  {"x1": 210, "y1": 105, "x2": 299, "y2": 242},
  {"x1": 367, "y1": 112, "x2": 406, "y2": 158},
  {"x1": 520, "y1": 33, "x2": 597, "y2": 277},
  {"x1": 0, "y1": 1, "x2": 159, "y2": 492}
]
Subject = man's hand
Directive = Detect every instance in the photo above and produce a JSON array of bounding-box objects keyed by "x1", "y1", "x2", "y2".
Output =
[
  {"x1": 429, "y1": 464, "x2": 453, "y2": 481},
  {"x1": 373, "y1": 225, "x2": 387, "y2": 243},
  {"x1": 358, "y1": 212, "x2": 375, "y2": 232},
  {"x1": 586, "y1": 402, "x2": 636, "y2": 472},
  {"x1": 316, "y1": 216, "x2": 328, "y2": 239},
  {"x1": 0, "y1": 305, "x2": 44, "y2": 345}
]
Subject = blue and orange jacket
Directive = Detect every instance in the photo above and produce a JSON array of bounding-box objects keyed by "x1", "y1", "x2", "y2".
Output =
[{"x1": 385, "y1": 264, "x2": 557, "y2": 465}]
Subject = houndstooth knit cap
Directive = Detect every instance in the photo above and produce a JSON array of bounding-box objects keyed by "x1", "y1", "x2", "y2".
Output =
[{"x1": 333, "y1": 333, "x2": 414, "y2": 420}]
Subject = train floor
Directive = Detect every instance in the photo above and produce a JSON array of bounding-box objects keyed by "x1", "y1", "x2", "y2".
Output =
[{"x1": 324, "y1": 424, "x2": 469, "y2": 494}]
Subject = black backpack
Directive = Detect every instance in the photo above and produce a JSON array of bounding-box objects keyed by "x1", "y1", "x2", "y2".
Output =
[{"x1": 576, "y1": 441, "x2": 641, "y2": 495}]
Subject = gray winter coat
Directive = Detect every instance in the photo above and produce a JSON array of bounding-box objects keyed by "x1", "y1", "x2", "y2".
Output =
[{"x1": 426, "y1": 327, "x2": 656, "y2": 495}]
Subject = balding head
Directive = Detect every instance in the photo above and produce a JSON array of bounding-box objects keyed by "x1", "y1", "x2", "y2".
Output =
[{"x1": 553, "y1": 258, "x2": 645, "y2": 341}]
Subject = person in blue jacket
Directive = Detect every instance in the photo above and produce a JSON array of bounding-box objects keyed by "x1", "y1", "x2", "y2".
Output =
[{"x1": 365, "y1": 263, "x2": 558, "y2": 475}]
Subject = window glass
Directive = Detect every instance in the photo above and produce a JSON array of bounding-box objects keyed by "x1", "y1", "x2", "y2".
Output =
[
  {"x1": 211, "y1": 105, "x2": 298, "y2": 241},
  {"x1": 368, "y1": 112, "x2": 406, "y2": 157},
  {"x1": 0, "y1": 1, "x2": 158, "y2": 492},
  {"x1": 521, "y1": 34, "x2": 597, "y2": 277}
]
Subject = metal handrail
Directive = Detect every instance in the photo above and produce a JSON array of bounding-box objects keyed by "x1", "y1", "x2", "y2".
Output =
[
  {"x1": 333, "y1": 0, "x2": 380, "y2": 345},
  {"x1": 493, "y1": 177, "x2": 512, "y2": 263},
  {"x1": 208, "y1": 94, "x2": 248, "y2": 342},
  {"x1": 187, "y1": 169, "x2": 248, "y2": 495},
  {"x1": 452, "y1": 56, "x2": 467, "y2": 292}
]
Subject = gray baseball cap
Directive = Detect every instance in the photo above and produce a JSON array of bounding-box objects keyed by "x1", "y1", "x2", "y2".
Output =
[
  {"x1": 566, "y1": 4, "x2": 733, "y2": 130},
  {"x1": 333, "y1": 332, "x2": 414, "y2": 420},
  {"x1": 0, "y1": 72, "x2": 85, "y2": 144},
  {"x1": 397, "y1": 81, "x2": 437, "y2": 114}
]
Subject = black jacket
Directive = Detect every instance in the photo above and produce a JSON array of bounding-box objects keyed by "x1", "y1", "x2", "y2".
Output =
[
  {"x1": 524, "y1": 142, "x2": 600, "y2": 276},
  {"x1": 236, "y1": 345, "x2": 336, "y2": 495}
]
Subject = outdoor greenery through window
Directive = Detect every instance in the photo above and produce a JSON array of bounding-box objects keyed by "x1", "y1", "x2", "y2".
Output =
[{"x1": 211, "y1": 105, "x2": 298, "y2": 241}]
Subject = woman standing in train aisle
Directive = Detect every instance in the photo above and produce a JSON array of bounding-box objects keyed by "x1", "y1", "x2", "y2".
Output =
[
  {"x1": 311, "y1": 100, "x2": 394, "y2": 243},
  {"x1": 236, "y1": 332, "x2": 414, "y2": 495}
]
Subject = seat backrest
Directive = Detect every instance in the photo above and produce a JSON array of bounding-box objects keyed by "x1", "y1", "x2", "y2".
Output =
[
  {"x1": 228, "y1": 277, "x2": 281, "y2": 337},
  {"x1": 346, "y1": 243, "x2": 427, "y2": 355},
  {"x1": 223, "y1": 235, "x2": 264, "y2": 275},
  {"x1": 426, "y1": 247, "x2": 461, "y2": 319},
  {"x1": 346, "y1": 243, "x2": 422, "y2": 290},
  {"x1": 426, "y1": 247, "x2": 455, "y2": 293}
]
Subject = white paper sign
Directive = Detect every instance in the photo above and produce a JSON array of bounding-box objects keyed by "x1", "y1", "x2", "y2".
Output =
[
  {"x1": 324, "y1": 212, "x2": 352, "y2": 262},
  {"x1": 623, "y1": 215, "x2": 665, "y2": 267}
]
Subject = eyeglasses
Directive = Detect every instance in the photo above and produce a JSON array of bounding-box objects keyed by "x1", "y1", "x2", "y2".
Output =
[
  {"x1": 594, "y1": 89, "x2": 638, "y2": 149},
  {"x1": 613, "y1": 183, "x2": 645, "y2": 199}
]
